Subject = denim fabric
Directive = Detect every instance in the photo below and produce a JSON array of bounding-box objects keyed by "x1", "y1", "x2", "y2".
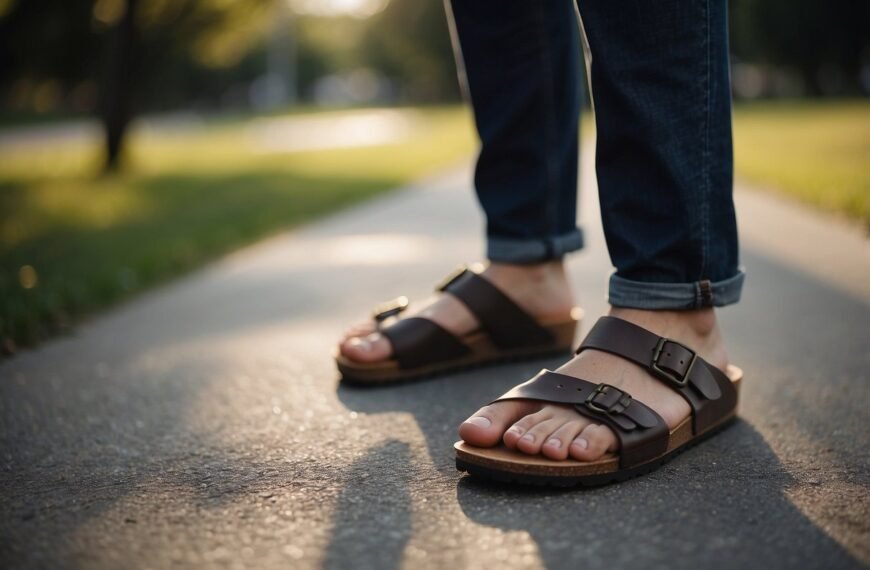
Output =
[
  {"x1": 488, "y1": 229, "x2": 584, "y2": 264},
  {"x1": 448, "y1": 0, "x2": 585, "y2": 264},
  {"x1": 608, "y1": 270, "x2": 745, "y2": 310},
  {"x1": 448, "y1": 0, "x2": 743, "y2": 308}
]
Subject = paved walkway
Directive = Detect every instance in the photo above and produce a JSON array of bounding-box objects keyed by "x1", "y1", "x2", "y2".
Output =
[
  {"x1": 0, "y1": 109, "x2": 421, "y2": 153},
  {"x1": 1, "y1": 150, "x2": 868, "y2": 569}
]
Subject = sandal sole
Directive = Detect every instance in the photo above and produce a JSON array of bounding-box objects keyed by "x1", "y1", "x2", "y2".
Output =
[
  {"x1": 339, "y1": 344, "x2": 575, "y2": 386},
  {"x1": 456, "y1": 415, "x2": 737, "y2": 487}
]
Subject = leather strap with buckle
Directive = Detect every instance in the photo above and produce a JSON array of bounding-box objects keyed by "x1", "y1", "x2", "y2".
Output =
[
  {"x1": 585, "y1": 384, "x2": 632, "y2": 415},
  {"x1": 575, "y1": 316, "x2": 738, "y2": 434},
  {"x1": 492, "y1": 370, "x2": 669, "y2": 468}
]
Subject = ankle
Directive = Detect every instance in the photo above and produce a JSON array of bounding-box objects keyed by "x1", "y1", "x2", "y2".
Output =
[
  {"x1": 482, "y1": 260, "x2": 574, "y2": 318},
  {"x1": 484, "y1": 260, "x2": 567, "y2": 284},
  {"x1": 607, "y1": 307, "x2": 728, "y2": 370},
  {"x1": 608, "y1": 307, "x2": 718, "y2": 338}
]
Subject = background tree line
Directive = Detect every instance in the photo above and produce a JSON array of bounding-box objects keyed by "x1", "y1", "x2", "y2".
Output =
[{"x1": 0, "y1": 0, "x2": 866, "y2": 171}]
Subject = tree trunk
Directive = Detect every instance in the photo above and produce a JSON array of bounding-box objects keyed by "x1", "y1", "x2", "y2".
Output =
[{"x1": 100, "y1": 0, "x2": 139, "y2": 172}]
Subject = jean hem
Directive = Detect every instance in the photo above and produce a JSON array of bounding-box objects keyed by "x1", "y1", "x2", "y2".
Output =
[
  {"x1": 607, "y1": 269, "x2": 745, "y2": 309},
  {"x1": 487, "y1": 228, "x2": 584, "y2": 263}
]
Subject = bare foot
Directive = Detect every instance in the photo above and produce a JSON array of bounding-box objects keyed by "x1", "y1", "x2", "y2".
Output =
[
  {"x1": 339, "y1": 261, "x2": 575, "y2": 363},
  {"x1": 458, "y1": 307, "x2": 730, "y2": 461}
]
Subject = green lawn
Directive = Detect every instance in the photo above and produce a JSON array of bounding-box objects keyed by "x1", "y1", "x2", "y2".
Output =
[
  {"x1": 732, "y1": 100, "x2": 869, "y2": 224},
  {"x1": 0, "y1": 106, "x2": 477, "y2": 350}
]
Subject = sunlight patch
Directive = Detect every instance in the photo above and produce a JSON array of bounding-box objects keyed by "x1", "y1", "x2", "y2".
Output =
[
  {"x1": 248, "y1": 109, "x2": 420, "y2": 154},
  {"x1": 317, "y1": 233, "x2": 434, "y2": 266}
]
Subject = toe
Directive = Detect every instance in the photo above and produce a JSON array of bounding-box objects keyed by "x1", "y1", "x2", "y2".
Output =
[
  {"x1": 541, "y1": 420, "x2": 587, "y2": 460},
  {"x1": 459, "y1": 400, "x2": 537, "y2": 448},
  {"x1": 569, "y1": 423, "x2": 619, "y2": 462},
  {"x1": 502, "y1": 408, "x2": 552, "y2": 448},
  {"x1": 515, "y1": 418, "x2": 565, "y2": 455},
  {"x1": 339, "y1": 332, "x2": 392, "y2": 363}
]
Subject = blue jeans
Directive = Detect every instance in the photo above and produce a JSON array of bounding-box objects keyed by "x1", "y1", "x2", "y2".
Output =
[{"x1": 447, "y1": 0, "x2": 744, "y2": 310}]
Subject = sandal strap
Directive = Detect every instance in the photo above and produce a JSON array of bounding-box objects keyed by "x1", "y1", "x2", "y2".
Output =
[
  {"x1": 576, "y1": 317, "x2": 738, "y2": 434},
  {"x1": 493, "y1": 370, "x2": 669, "y2": 468},
  {"x1": 370, "y1": 264, "x2": 553, "y2": 370},
  {"x1": 380, "y1": 318, "x2": 470, "y2": 370},
  {"x1": 438, "y1": 266, "x2": 554, "y2": 349}
]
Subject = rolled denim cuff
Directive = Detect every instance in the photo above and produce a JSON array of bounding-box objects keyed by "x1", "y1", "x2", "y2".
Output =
[
  {"x1": 487, "y1": 228, "x2": 584, "y2": 264},
  {"x1": 608, "y1": 269, "x2": 746, "y2": 309}
]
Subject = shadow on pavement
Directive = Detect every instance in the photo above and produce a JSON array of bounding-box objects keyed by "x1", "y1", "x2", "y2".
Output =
[
  {"x1": 339, "y1": 374, "x2": 865, "y2": 569},
  {"x1": 322, "y1": 440, "x2": 413, "y2": 570},
  {"x1": 0, "y1": 359, "x2": 318, "y2": 567},
  {"x1": 337, "y1": 354, "x2": 570, "y2": 477},
  {"x1": 456, "y1": 419, "x2": 863, "y2": 569}
]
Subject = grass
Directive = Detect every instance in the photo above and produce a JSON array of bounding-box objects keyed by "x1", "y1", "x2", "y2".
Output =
[
  {"x1": 732, "y1": 99, "x2": 869, "y2": 224},
  {"x1": 0, "y1": 106, "x2": 477, "y2": 350}
]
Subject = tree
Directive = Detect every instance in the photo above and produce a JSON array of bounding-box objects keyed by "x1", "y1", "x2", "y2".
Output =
[
  {"x1": 96, "y1": 0, "x2": 272, "y2": 170},
  {"x1": 101, "y1": 0, "x2": 139, "y2": 171},
  {"x1": 0, "y1": 0, "x2": 272, "y2": 171}
]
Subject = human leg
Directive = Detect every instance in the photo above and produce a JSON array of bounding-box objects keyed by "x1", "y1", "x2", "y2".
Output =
[
  {"x1": 460, "y1": 0, "x2": 742, "y2": 479},
  {"x1": 338, "y1": 0, "x2": 584, "y2": 372}
]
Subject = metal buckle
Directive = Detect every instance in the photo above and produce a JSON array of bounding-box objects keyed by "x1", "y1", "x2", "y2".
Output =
[
  {"x1": 651, "y1": 337, "x2": 696, "y2": 387},
  {"x1": 585, "y1": 384, "x2": 631, "y2": 415},
  {"x1": 435, "y1": 264, "x2": 469, "y2": 292},
  {"x1": 372, "y1": 296, "x2": 409, "y2": 326}
]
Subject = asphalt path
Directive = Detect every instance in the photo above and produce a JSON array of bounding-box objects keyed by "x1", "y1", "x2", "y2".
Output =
[{"x1": 1, "y1": 150, "x2": 868, "y2": 569}]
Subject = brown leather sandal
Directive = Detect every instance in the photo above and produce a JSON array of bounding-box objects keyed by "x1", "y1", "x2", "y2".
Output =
[
  {"x1": 455, "y1": 316, "x2": 741, "y2": 486},
  {"x1": 336, "y1": 265, "x2": 582, "y2": 385}
]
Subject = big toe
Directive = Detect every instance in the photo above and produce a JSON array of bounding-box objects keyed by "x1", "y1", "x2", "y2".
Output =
[
  {"x1": 341, "y1": 322, "x2": 376, "y2": 342},
  {"x1": 339, "y1": 332, "x2": 393, "y2": 363},
  {"x1": 459, "y1": 400, "x2": 537, "y2": 448}
]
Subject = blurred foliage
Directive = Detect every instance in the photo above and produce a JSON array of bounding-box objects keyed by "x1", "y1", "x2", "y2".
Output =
[
  {"x1": 0, "y1": 0, "x2": 272, "y2": 111},
  {"x1": 0, "y1": 0, "x2": 460, "y2": 167},
  {"x1": 358, "y1": 0, "x2": 458, "y2": 102},
  {"x1": 0, "y1": 0, "x2": 457, "y2": 116},
  {"x1": 730, "y1": 0, "x2": 868, "y2": 95},
  {"x1": 0, "y1": 0, "x2": 865, "y2": 166},
  {"x1": 2, "y1": 0, "x2": 864, "y2": 118},
  {"x1": 0, "y1": 106, "x2": 477, "y2": 350}
]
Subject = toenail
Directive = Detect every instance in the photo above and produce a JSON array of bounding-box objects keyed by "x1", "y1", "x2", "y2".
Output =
[
  {"x1": 546, "y1": 438, "x2": 561, "y2": 449},
  {"x1": 466, "y1": 416, "x2": 491, "y2": 428},
  {"x1": 573, "y1": 438, "x2": 588, "y2": 450},
  {"x1": 521, "y1": 433, "x2": 535, "y2": 442},
  {"x1": 507, "y1": 426, "x2": 523, "y2": 434},
  {"x1": 351, "y1": 338, "x2": 371, "y2": 351}
]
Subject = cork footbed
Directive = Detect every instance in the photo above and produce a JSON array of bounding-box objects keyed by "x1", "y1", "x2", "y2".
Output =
[
  {"x1": 336, "y1": 308, "x2": 583, "y2": 385},
  {"x1": 454, "y1": 365, "x2": 742, "y2": 486}
]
